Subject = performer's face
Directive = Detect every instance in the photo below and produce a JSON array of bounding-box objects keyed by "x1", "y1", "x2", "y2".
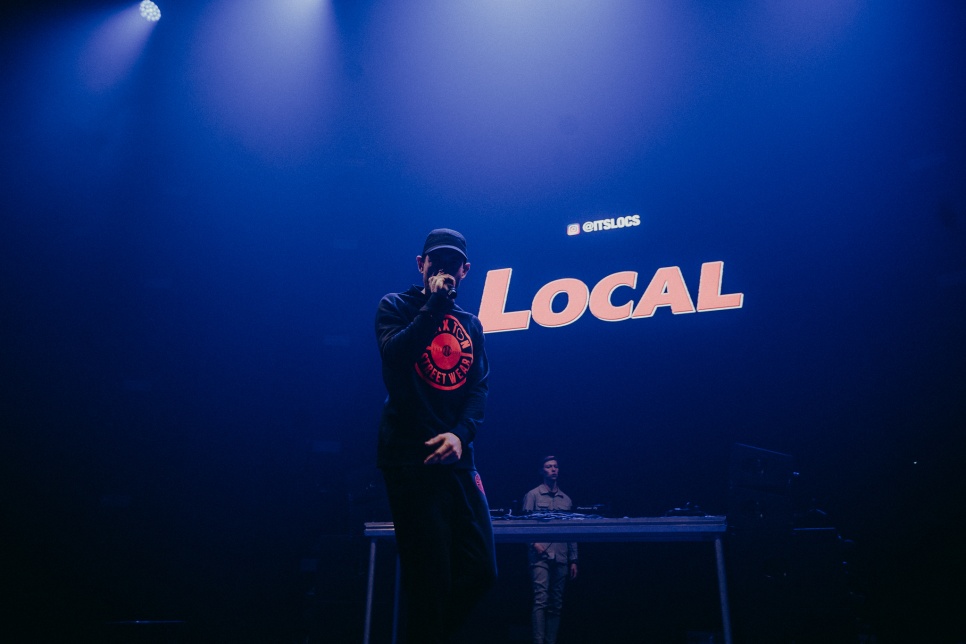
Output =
[
  {"x1": 417, "y1": 250, "x2": 470, "y2": 290},
  {"x1": 542, "y1": 460, "x2": 559, "y2": 483}
]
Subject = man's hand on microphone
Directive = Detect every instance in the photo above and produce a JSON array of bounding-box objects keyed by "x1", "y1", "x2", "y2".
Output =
[
  {"x1": 428, "y1": 272, "x2": 456, "y2": 296},
  {"x1": 424, "y1": 432, "x2": 462, "y2": 465}
]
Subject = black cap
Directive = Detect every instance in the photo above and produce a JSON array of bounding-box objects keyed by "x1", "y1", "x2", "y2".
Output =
[
  {"x1": 422, "y1": 228, "x2": 468, "y2": 261},
  {"x1": 541, "y1": 455, "x2": 558, "y2": 467}
]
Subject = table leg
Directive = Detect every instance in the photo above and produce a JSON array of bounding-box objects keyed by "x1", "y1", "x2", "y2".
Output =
[
  {"x1": 391, "y1": 556, "x2": 401, "y2": 644},
  {"x1": 714, "y1": 537, "x2": 733, "y2": 644},
  {"x1": 364, "y1": 539, "x2": 377, "y2": 644}
]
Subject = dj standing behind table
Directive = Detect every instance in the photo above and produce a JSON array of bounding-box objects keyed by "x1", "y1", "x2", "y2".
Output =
[
  {"x1": 523, "y1": 456, "x2": 578, "y2": 644},
  {"x1": 375, "y1": 228, "x2": 497, "y2": 644}
]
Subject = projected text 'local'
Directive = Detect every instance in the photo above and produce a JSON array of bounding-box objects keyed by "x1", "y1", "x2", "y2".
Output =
[{"x1": 478, "y1": 262, "x2": 743, "y2": 333}]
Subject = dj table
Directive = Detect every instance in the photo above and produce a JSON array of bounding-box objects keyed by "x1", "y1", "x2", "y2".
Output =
[{"x1": 363, "y1": 516, "x2": 732, "y2": 644}]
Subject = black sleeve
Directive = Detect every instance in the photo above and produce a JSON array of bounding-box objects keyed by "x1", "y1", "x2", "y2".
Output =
[{"x1": 375, "y1": 291, "x2": 452, "y2": 369}]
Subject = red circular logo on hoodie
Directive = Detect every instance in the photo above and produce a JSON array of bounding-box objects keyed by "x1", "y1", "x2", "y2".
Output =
[{"x1": 415, "y1": 314, "x2": 474, "y2": 391}]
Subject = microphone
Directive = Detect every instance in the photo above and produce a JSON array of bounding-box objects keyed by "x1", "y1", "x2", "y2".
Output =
[{"x1": 434, "y1": 272, "x2": 458, "y2": 300}]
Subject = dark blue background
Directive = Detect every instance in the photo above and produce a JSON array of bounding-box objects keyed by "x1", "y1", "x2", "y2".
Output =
[{"x1": 2, "y1": 1, "x2": 964, "y2": 641}]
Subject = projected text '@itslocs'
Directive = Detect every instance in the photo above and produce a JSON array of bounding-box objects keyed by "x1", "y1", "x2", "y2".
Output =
[{"x1": 477, "y1": 262, "x2": 743, "y2": 333}]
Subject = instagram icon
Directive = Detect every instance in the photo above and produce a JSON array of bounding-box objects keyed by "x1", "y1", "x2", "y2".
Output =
[{"x1": 566, "y1": 223, "x2": 580, "y2": 236}]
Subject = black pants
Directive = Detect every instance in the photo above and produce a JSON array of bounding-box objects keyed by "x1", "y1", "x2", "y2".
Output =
[{"x1": 382, "y1": 466, "x2": 498, "y2": 644}]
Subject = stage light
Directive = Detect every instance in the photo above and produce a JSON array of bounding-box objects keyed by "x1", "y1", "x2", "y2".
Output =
[{"x1": 139, "y1": 1, "x2": 161, "y2": 22}]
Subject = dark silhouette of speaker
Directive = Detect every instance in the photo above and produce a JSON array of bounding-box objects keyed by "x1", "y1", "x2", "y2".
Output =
[
  {"x1": 727, "y1": 443, "x2": 797, "y2": 532},
  {"x1": 725, "y1": 444, "x2": 859, "y2": 643}
]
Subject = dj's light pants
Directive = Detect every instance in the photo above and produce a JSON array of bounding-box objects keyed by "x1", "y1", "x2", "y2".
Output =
[{"x1": 531, "y1": 559, "x2": 568, "y2": 644}]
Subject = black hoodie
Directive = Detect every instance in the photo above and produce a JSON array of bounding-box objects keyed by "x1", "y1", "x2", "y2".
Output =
[{"x1": 375, "y1": 285, "x2": 489, "y2": 470}]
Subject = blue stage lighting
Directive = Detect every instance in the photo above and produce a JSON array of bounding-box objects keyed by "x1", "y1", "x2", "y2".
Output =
[{"x1": 139, "y1": 1, "x2": 161, "y2": 22}]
